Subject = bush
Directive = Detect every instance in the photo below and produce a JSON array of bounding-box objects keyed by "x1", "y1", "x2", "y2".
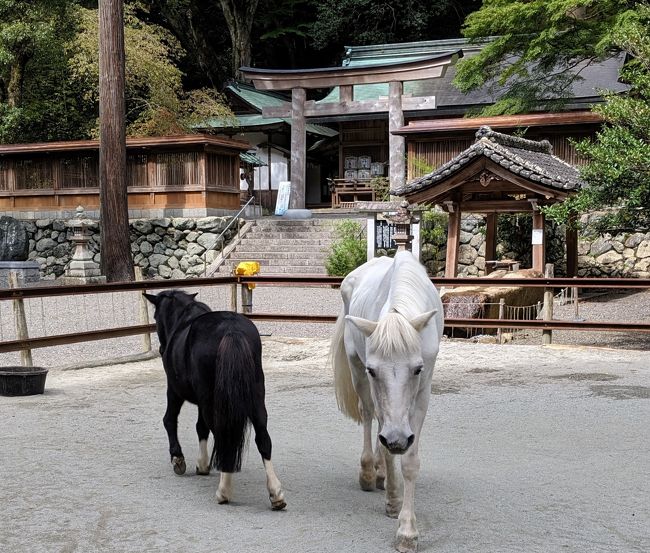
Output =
[{"x1": 325, "y1": 220, "x2": 367, "y2": 276}]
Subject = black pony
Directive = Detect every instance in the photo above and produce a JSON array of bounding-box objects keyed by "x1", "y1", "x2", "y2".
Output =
[{"x1": 144, "y1": 290, "x2": 286, "y2": 510}]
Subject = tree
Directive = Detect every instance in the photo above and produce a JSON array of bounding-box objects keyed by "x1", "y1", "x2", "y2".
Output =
[
  {"x1": 0, "y1": 0, "x2": 85, "y2": 142},
  {"x1": 218, "y1": 0, "x2": 260, "y2": 79},
  {"x1": 545, "y1": 6, "x2": 650, "y2": 232},
  {"x1": 454, "y1": 0, "x2": 644, "y2": 115},
  {"x1": 454, "y1": 1, "x2": 650, "y2": 231}
]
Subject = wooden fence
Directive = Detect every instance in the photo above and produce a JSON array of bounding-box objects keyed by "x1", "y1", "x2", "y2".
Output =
[{"x1": 1, "y1": 275, "x2": 649, "y2": 357}]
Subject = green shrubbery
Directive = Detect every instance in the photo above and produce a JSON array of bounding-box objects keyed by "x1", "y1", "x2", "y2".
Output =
[{"x1": 325, "y1": 220, "x2": 366, "y2": 276}]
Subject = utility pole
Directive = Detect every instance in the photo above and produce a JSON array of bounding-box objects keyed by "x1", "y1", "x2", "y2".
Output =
[{"x1": 98, "y1": 0, "x2": 134, "y2": 282}]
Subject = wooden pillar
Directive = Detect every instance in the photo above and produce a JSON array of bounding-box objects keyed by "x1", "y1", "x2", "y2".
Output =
[
  {"x1": 445, "y1": 204, "x2": 461, "y2": 277},
  {"x1": 388, "y1": 81, "x2": 405, "y2": 192},
  {"x1": 566, "y1": 211, "x2": 578, "y2": 277},
  {"x1": 290, "y1": 87, "x2": 306, "y2": 209},
  {"x1": 485, "y1": 213, "x2": 497, "y2": 274},
  {"x1": 340, "y1": 85, "x2": 353, "y2": 103},
  {"x1": 532, "y1": 210, "x2": 546, "y2": 273},
  {"x1": 366, "y1": 214, "x2": 376, "y2": 261}
]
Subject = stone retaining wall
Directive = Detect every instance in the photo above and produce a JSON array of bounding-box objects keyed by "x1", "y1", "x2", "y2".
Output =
[{"x1": 24, "y1": 216, "x2": 239, "y2": 280}]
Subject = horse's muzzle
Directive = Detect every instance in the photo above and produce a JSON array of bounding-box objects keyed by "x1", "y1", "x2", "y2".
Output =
[{"x1": 379, "y1": 432, "x2": 415, "y2": 455}]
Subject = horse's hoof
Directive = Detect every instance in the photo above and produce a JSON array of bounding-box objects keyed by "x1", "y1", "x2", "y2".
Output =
[
  {"x1": 196, "y1": 467, "x2": 210, "y2": 476},
  {"x1": 376, "y1": 475, "x2": 385, "y2": 490},
  {"x1": 359, "y1": 474, "x2": 376, "y2": 492},
  {"x1": 216, "y1": 491, "x2": 230, "y2": 505},
  {"x1": 385, "y1": 502, "x2": 401, "y2": 519},
  {"x1": 395, "y1": 535, "x2": 418, "y2": 553},
  {"x1": 172, "y1": 456, "x2": 186, "y2": 475},
  {"x1": 271, "y1": 497, "x2": 287, "y2": 511}
]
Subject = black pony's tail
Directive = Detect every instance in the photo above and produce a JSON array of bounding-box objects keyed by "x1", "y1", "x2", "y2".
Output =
[{"x1": 210, "y1": 331, "x2": 256, "y2": 473}]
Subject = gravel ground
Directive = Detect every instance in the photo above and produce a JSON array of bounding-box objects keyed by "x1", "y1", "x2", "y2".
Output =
[
  {"x1": 0, "y1": 284, "x2": 648, "y2": 369},
  {"x1": 1, "y1": 338, "x2": 649, "y2": 553}
]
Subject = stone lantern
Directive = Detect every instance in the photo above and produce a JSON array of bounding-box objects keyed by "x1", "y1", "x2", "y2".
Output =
[
  {"x1": 63, "y1": 206, "x2": 104, "y2": 283},
  {"x1": 384, "y1": 200, "x2": 417, "y2": 252}
]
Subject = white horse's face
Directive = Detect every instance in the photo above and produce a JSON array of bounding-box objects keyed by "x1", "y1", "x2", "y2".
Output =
[{"x1": 347, "y1": 310, "x2": 437, "y2": 455}]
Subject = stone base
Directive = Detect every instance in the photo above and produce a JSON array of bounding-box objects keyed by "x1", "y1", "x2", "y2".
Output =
[
  {"x1": 281, "y1": 209, "x2": 312, "y2": 220},
  {"x1": 58, "y1": 275, "x2": 107, "y2": 285},
  {"x1": 0, "y1": 261, "x2": 40, "y2": 288}
]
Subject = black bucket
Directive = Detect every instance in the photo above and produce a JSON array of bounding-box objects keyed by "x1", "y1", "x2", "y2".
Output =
[{"x1": 0, "y1": 366, "x2": 48, "y2": 396}]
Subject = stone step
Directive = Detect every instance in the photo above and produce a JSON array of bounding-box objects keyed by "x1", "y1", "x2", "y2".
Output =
[
  {"x1": 238, "y1": 238, "x2": 335, "y2": 247},
  {"x1": 217, "y1": 263, "x2": 328, "y2": 274},
  {"x1": 254, "y1": 219, "x2": 337, "y2": 227},
  {"x1": 244, "y1": 231, "x2": 336, "y2": 240},
  {"x1": 229, "y1": 251, "x2": 328, "y2": 260},
  {"x1": 236, "y1": 244, "x2": 332, "y2": 253},
  {"x1": 254, "y1": 224, "x2": 336, "y2": 233}
]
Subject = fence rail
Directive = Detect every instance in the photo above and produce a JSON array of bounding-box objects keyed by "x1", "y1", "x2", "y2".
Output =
[{"x1": 1, "y1": 275, "x2": 649, "y2": 355}]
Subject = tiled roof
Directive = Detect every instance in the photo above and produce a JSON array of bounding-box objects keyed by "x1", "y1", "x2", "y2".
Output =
[
  {"x1": 318, "y1": 38, "x2": 627, "y2": 112},
  {"x1": 392, "y1": 126, "x2": 585, "y2": 196}
]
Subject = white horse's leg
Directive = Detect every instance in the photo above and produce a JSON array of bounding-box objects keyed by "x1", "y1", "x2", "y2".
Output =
[
  {"x1": 395, "y1": 394, "x2": 429, "y2": 553},
  {"x1": 263, "y1": 459, "x2": 287, "y2": 510},
  {"x1": 374, "y1": 434, "x2": 386, "y2": 490},
  {"x1": 216, "y1": 472, "x2": 233, "y2": 504},
  {"x1": 382, "y1": 447, "x2": 402, "y2": 518},
  {"x1": 196, "y1": 438, "x2": 210, "y2": 475},
  {"x1": 396, "y1": 445, "x2": 420, "y2": 552},
  {"x1": 359, "y1": 400, "x2": 376, "y2": 491}
]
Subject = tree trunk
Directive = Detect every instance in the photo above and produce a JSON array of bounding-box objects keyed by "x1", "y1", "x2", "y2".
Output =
[
  {"x1": 219, "y1": 0, "x2": 259, "y2": 80},
  {"x1": 7, "y1": 52, "x2": 29, "y2": 108},
  {"x1": 98, "y1": 0, "x2": 134, "y2": 282}
]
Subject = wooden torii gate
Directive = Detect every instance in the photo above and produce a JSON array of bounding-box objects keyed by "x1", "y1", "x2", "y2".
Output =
[{"x1": 240, "y1": 52, "x2": 461, "y2": 209}]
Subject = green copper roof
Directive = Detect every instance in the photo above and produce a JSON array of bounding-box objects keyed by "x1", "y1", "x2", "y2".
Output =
[
  {"x1": 240, "y1": 151, "x2": 267, "y2": 166},
  {"x1": 199, "y1": 113, "x2": 338, "y2": 138}
]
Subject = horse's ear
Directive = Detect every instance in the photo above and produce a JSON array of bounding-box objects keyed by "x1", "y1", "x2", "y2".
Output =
[
  {"x1": 143, "y1": 292, "x2": 159, "y2": 305},
  {"x1": 189, "y1": 292, "x2": 198, "y2": 299},
  {"x1": 409, "y1": 310, "x2": 437, "y2": 332},
  {"x1": 345, "y1": 315, "x2": 378, "y2": 337}
]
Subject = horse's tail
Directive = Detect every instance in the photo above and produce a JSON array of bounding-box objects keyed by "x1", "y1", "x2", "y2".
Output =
[
  {"x1": 330, "y1": 307, "x2": 362, "y2": 423},
  {"x1": 211, "y1": 331, "x2": 255, "y2": 472}
]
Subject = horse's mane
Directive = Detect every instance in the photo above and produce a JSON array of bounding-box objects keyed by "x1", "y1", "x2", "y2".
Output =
[{"x1": 368, "y1": 252, "x2": 433, "y2": 356}]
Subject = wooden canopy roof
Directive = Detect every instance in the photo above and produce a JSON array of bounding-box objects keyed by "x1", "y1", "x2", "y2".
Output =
[{"x1": 391, "y1": 126, "x2": 585, "y2": 213}]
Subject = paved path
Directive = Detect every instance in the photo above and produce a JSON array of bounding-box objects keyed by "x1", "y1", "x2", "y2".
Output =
[{"x1": 1, "y1": 339, "x2": 649, "y2": 553}]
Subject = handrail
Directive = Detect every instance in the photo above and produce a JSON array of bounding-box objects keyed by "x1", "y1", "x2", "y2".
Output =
[{"x1": 201, "y1": 195, "x2": 256, "y2": 275}]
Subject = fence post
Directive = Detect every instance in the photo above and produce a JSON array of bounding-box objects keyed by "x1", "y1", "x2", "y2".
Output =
[
  {"x1": 542, "y1": 263, "x2": 554, "y2": 345},
  {"x1": 497, "y1": 297, "x2": 505, "y2": 344},
  {"x1": 134, "y1": 267, "x2": 152, "y2": 353},
  {"x1": 573, "y1": 277, "x2": 580, "y2": 320},
  {"x1": 9, "y1": 272, "x2": 33, "y2": 367},
  {"x1": 240, "y1": 283, "x2": 253, "y2": 315}
]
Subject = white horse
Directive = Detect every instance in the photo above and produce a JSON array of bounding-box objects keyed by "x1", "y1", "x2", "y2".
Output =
[{"x1": 331, "y1": 250, "x2": 443, "y2": 552}]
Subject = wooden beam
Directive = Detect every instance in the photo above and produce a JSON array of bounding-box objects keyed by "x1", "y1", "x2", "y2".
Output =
[
  {"x1": 458, "y1": 200, "x2": 551, "y2": 212},
  {"x1": 485, "y1": 213, "x2": 497, "y2": 274},
  {"x1": 262, "y1": 95, "x2": 437, "y2": 118},
  {"x1": 445, "y1": 204, "x2": 461, "y2": 277},
  {"x1": 389, "y1": 81, "x2": 405, "y2": 191},
  {"x1": 485, "y1": 159, "x2": 570, "y2": 200},
  {"x1": 400, "y1": 159, "x2": 486, "y2": 204},
  {"x1": 240, "y1": 52, "x2": 460, "y2": 90},
  {"x1": 532, "y1": 211, "x2": 546, "y2": 273},
  {"x1": 566, "y1": 212, "x2": 578, "y2": 277},
  {"x1": 340, "y1": 85, "x2": 353, "y2": 103},
  {"x1": 394, "y1": 110, "x2": 603, "y2": 135},
  {"x1": 290, "y1": 87, "x2": 306, "y2": 209}
]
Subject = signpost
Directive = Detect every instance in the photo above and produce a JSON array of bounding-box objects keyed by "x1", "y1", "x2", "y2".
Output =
[{"x1": 275, "y1": 181, "x2": 291, "y2": 216}]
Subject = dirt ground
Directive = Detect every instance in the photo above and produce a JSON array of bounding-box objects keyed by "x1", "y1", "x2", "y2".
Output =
[{"x1": 1, "y1": 337, "x2": 649, "y2": 553}]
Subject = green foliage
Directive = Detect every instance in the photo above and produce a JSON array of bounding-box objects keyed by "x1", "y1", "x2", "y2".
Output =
[
  {"x1": 457, "y1": 0, "x2": 650, "y2": 232},
  {"x1": 325, "y1": 220, "x2": 367, "y2": 276},
  {"x1": 369, "y1": 177, "x2": 389, "y2": 201},
  {"x1": 543, "y1": 4, "x2": 650, "y2": 232},
  {"x1": 454, "y1": 0, "x2": 645, "y2": 114},
  {"x1": 410, "y1": 156, "x2": 435, "y2": 179}
]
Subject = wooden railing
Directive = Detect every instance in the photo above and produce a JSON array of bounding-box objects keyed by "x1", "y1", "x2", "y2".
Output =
[
  {"x1": 328, "y1": 178, "x2": 376, "y2": 208},
  {"x1": 0, "y1": 275, "x2": 649, "y2": 355}
]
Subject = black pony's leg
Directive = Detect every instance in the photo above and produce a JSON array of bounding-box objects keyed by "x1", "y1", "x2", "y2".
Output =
[
  {"x1": 163, "y1": 388, "x2": 186, "y2": 475},
  {"x1": 251, "y1": 384, "x2": 286, "y2": 510},
  {"x1": 195, "y1": 411, "x2": 211, "y2": 475}
]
